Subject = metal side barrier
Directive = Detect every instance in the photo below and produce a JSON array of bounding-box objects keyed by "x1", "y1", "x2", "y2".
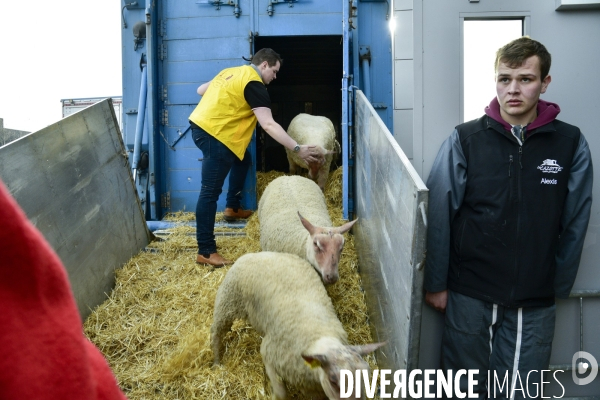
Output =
[
  {"x1": 0, "y1": 99, "x2": 151, "y2": 319},
  {"x1": 352, "y1": 89, "x2": 428, "y2": 373}
]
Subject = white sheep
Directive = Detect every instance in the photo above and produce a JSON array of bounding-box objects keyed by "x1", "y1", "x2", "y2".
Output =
[
  {"x1": 286, "y1": 113, "x2": 340, "y2": 190},
  {"x1": 211, "y1": 252, "x2": 384, "y2": 400},
  {"x1": 257, "y1": 175, "x2": 357, "y2": 285}
]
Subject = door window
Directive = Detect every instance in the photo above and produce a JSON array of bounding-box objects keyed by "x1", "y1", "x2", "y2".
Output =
[{"x1": 463, "y1": 19, "x2": 523, "y2": 122}]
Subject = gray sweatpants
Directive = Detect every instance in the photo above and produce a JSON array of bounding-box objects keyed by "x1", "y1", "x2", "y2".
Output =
[{"x1": 441, "y1": 290, "x2": 556, "y2": 399}]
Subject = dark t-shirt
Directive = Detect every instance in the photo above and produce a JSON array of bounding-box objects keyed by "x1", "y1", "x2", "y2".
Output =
[{"x1": 244, "y1": 80, "x2": 271, "y2": 109}]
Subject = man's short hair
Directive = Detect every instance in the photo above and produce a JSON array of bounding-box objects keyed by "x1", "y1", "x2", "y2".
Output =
[
  {"x1": 251, "y1": 48, "x2": 283, "y2": 67},
  {"x1": 495, "y1": 36, "x2": 552, "y2": 80}
]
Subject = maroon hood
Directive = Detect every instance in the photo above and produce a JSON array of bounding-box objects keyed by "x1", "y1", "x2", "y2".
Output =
[{"x1": 484, "y1": 97, "x2": 561, "y2": 132}]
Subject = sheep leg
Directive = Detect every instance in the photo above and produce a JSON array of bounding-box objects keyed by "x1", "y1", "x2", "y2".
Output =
[
  {"x1": 210, "y1": 294, "x2": 240, "y2": 364},
  {"x1": 210, "y1": 319, "x2": 232, "y2": 365},
  {"x1": 287, "y1": 153, "x2": 298, "y2": 175},
  {"x1": 316, "y1": 168, "x2": 328, "y2": 191},
  {"x1": 266, "y1": 363, "x2": 287, "y2": 400},
  {"x1": 261, "y1": 340, "x2": 287, "y2": 399}
]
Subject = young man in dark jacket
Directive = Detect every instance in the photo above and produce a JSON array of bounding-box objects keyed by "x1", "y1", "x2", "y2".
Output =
[{"x1": 425, "y1": 37, "x2": 593, "y2": 398}]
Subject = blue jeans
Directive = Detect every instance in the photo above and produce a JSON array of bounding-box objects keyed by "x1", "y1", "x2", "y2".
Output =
[
  {"x1": 192, "y1": 127, "x2": 251, "y2": 255},
  {"x1": 441, "y1": 291, "x2": 556, "y2": 399}
]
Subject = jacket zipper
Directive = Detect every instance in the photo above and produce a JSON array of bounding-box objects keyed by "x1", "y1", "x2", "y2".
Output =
[
  {"x1": 518, "y1": 147, "x2": 523, "y2": 171},
  {"x1": 509, "y1": 146, "x2": 523, "y2": 303}
]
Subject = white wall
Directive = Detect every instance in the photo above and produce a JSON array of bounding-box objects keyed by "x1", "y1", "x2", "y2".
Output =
[{"x1": 391, "y1": 0, "x2": 600, "y2": 396}]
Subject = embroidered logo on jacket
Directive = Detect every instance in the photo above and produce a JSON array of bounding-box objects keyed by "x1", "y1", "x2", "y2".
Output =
[
  {"x1": 541, "y1": 178, "x2": 557, "y2": 185},
  {"x1": 537, "y1": 159, "x2": 563, "y2": 174}
]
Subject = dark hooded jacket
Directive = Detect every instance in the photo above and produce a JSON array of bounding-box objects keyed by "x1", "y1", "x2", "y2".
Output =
[{"x1": 424, "y1": 98, "x2": 593, "y2": 307}]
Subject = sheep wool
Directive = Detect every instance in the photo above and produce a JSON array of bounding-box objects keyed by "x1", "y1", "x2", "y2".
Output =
[
  {"x1": 258, "y1": 175, "x2": 330, "y2": 260},
  {"x1": 286, "y1": 113, "x2": 338, "y2": 190},
  {"x1": 211, "y1": 252, "x2": 349, "y2": 398}
]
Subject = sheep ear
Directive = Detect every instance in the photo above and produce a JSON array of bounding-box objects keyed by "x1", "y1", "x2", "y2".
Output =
[
  {"x1": 298, "y1": 212, "x2": 317, "y2": 236},
  {"x1": 347, "y1": 341, "x2": 386, "y2": 356},
  {"x1": 334, "y1": 140, "x2": 341, "y2": 155},
  {"x1": 302, "y1": 353, "x2": 328, "y2": 369},
  {"x1": 335, "y1": 218, "x2": 358, "y2": 235}
]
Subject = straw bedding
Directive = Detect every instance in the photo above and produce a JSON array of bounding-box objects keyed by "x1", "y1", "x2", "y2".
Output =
[{"x1": 84, "y1": 168, "x2": 379, "y2": 399}]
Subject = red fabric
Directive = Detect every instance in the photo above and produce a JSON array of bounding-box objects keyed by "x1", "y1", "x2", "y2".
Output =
[{"x1": 0, "y1": 180, "x2": 127, "y2": 400}]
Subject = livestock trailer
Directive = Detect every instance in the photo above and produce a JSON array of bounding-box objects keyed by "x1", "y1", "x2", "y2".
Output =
[{"x1": 117, "y1": 0, "x2": 600, "y2": 397}]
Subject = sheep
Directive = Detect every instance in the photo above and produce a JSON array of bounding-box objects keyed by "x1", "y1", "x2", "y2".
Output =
[
  {"x1": 257, "y1": 175, "x2": 357, "y2": 285},
  {"x1": 211, "y1": 252, "x2": 384, "y2": 400},
  {"x1": 286, "y1": 113, "x2": 340, "y2": 191}
]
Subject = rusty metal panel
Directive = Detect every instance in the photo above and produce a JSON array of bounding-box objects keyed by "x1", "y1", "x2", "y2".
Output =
[
  {"x1": 354, "y1": 90, "x2": 428, "y2": 373},
  {"x1": 0, "y1": 99, "x2": 151, "y2": 319}
]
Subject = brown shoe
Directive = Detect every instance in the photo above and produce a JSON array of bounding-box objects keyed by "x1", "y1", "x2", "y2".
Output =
[
  {"x1": 196, "y1": 252, "x2": 233, "y2": 267},
  {"x1": 223, "y1": 207, "x2": 253, "y2": 221}
]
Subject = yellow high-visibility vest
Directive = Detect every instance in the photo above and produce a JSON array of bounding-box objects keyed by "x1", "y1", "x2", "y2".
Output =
[{"x1": 189, "y1": 65, "x2": 263, "y2": 160}]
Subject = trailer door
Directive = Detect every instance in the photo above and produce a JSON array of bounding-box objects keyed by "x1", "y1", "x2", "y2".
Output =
[{"x1": 156, "y1": 1, "x2": 256, "y2": 214}]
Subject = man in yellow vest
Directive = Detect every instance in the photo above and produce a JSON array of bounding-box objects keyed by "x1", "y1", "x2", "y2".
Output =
[{"x1": 189, "y1": 48, "x2": 323, "y2": 266}]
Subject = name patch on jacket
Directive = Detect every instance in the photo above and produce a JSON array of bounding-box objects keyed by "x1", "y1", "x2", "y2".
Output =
[{"x1": 541, "y1": 178, "x2": 558, "y2": 185}]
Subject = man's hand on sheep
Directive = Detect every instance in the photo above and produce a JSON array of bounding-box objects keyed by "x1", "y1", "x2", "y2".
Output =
[
  {"x1": 253, "y1": 107, "x2": 327, "y2": 165},
  {"x1": 298, "y1": 144, "x2": 325, "y2": 165}
]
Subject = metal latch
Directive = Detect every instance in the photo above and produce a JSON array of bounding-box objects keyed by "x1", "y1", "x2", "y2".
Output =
[
  {"x1": 267, "y1": 0, "x2": 298, "y2": 16},
  {"x1": 159, "y1": 43, "x2": 167, "y2": 60},
  {"x1": 196, "y1": 1, "x2": 241, "y2": 17},
  {"x1": 161, "y1": 192, "x2": 171, "y2": 209}
]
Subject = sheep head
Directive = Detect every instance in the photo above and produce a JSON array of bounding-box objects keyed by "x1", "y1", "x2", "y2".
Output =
[
  {"x1": 298, "y1": 212, "x2": 358, "y2": 285},
  {"x1": 302, "y1": 342, "x2": 386, "y2": 400}
]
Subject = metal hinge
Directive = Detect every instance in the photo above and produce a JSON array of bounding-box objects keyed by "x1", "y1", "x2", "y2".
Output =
[
  {"x1": 160, "y1": 109, "x2": 168, "y2": 125},
  {"x1": 159, "y1": 43, "x2": 167, "y2": 60},
  {"x1": 372, "y1": 103, "x2": 388, "y2": 109},
  {"x1": 160, "y1": 85, "x2": 168, "y2": 102},
  {"x1": 161, "y1": 192, "x2": 171, "y2": 210},
  {"x1": 158, "y1": 19, "x2": 166, "y2": 37},
  {"x1": 267, "y1": 0, "x2": 298, "y2": 16},
  {"x1": 196, "y1": 1, "x2": 241, "y2": 17}
]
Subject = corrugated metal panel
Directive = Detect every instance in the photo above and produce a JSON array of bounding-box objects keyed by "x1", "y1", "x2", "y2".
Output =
[{"x1": 0, "y1": 100, "x2": 151, "y2": 319}]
